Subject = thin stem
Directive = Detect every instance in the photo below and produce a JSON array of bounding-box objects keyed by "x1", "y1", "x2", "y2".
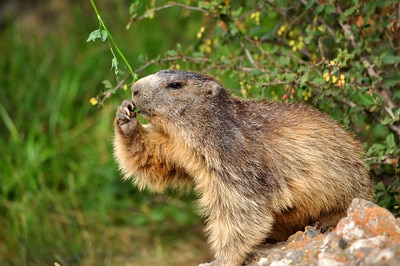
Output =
[{"x1": 89, "y1": 0, "x2": 137, "y2": 81}]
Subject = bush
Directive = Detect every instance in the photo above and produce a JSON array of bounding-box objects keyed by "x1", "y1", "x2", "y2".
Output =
[{"x1": 91, "y1": 0, "x2": 400, "y2": 214}]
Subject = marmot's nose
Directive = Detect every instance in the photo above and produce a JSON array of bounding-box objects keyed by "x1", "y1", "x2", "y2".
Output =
[{"x1": 132, "y1": 84, "x2": 140, "y2": 98}]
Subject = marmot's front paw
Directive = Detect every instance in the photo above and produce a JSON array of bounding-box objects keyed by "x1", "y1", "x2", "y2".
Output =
[{"x1": 116, "y1": 100, "x2": 137, "y2": 136}]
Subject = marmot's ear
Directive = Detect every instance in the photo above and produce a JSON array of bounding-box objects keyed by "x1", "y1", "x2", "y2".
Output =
[{"x1": 204, "y1": 81, "x2": 221, "y2": 97}]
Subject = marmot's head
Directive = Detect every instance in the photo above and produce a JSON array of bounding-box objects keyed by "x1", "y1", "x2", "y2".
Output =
[{"x1": 131, "y1": 70, "x2": 223, "y2": 121}]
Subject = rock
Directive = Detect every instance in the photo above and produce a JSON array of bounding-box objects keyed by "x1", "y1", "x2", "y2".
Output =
[{"x1": 247, "y1": 199, "x2": 400, "y2": 266}]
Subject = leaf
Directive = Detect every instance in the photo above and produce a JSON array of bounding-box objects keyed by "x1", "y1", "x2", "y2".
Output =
[
  {"x1": 102, "y1": 80, "x2": 113, "y2": 89},
  {"x1": 315, "y1": 4, "x2": 325, "y2": 14},
  {"x1": 111, "y1": 57, "x2": 119, "y2": 76},
  {"x1": 191, "y1": 51, "x2": 204, "y2": 58},
  {"x1": 325, "y1": 4, "x2": 335, "y2": 14},
  {"x1": 129, "y1": 3, "x2": 135, "y2": 15},
  {"x1": 129, "y1": 0, "x2": 141, "y2": 15},
  {"x1": 359, "y1": 93, "x2": 375, "y2": 107},
  {"x1": 232, "y1": 6, "x2": 243, "y2": 18},
  {"x1": 304, "y1": 0, "x2": 315, "y2": 10},
  {"x1": 383, "y1": 78, "x2": 400, "y2": 89},
  {"x1": 341, "y1": 6, "x2": 357, "y2": 19},
  {"x1": 229, "y1": 22, "x2": 239, "y2": 35},
  {"x1": 312, "y1": 77, "x2": 324, "y2": 85},
  {"x1": 100, "y1": 29, "x2": 108, "y2": 42},
  {"x1": 382, "y1": 54, "x2": 400, "y2": 65},
  {"x1": 381, "y1": 115, "x2": 393, "y2": 125},
  {"x1": 250, "y1": 69, "x2": 264, "y2": 76},
  {"x1": 375, "y1": 185, "x2": 385, "y2": 195},
  {"x1": 300, "y1": 73, "x2": 309, "y2": 84},
  {"x1": 86, "y1": 29, "x2": 107, "y2": 42},
  {"x1": 86, "y1": 29, "x2": 102, "y2": 42},
  {"x1": 386, "y1": 133, "x2": 396, "y2": 149},
  {"x1": 276, "y1": 56, "x2": 290, "y2": 67},
  {"x1": 282, "y1": 73, "x2": 297, "y2": 81},
  {"x1": 165, "y1": 49, "x2": 178, "y2": 57}
]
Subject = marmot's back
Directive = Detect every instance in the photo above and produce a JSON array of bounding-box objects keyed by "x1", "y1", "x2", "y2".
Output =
[
  {"x1": 114, "y1": 70, "x2": 374, "y2": 266},
  {"x1": 238, "y1": 99, "x2": 372, "y2": 239}
]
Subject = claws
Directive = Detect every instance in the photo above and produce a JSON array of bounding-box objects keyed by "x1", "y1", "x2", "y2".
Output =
[
  {"x1": 128, "y1": 101, "x2": 135, "y2": 111},
  {"x1": 116, "y1": 100, "x2": 137, "y2": 134},
  {"x1": 123, "y1": 106, "x2": 131, "y2": 116},
  {"x1": 123, "y1": 100, "x2": 135, "y2": 112},
  {"x1": 116, "y1": 101, "x2": 137, "y2": 136},
  {"x1": 122, "y1": 106, "x2": 132, "y2": 121},
  {"x1": 117, "y1": 112, "x2": 128, "y2": 121}
]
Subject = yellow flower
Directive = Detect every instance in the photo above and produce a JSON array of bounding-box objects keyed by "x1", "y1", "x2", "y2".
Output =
[
  {"x1": 250, "y1": 11, "x2": 261, "y2": 25},
  {"x1": 340, "y1": 74, "x2": 345, "y2": 83},
  {"x1": 338, "y1": 74, "x2": 345, "y2": 88},
  {"x1": 289, "y1": 37, "x2": 304, "y2": 52},
  {"x1": 277, "y1": 24, "x2": 287, "y2": 36},
  {"x1": 89, "y1": 97, "x2": 98, "y2": 106},
  {"x1": 197, "y1": 26, "x2": 205, "y2": 39},
  {"x1": 240, "y1": 87, "x2": 247, "y2": 98},
  {"x1": 332, "y1": 75, "x2": 338, "y2": 83},
  {"x1": 323, "y1": 72, "x2": 330, "y2": 82},
  {"x1": 199, "y1": 38, "x2": 213, "y2": 54},
  {"x1": 302, "y1": 90, "x2": 312, "y2": 100},
  {"x1": 297, "y1": 36, "x2": 304, "y2": 50}
]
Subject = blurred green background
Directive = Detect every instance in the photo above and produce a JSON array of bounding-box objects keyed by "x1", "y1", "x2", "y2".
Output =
[{"x1": 0, "y1": 0, "x2": 209, "y2": 265}]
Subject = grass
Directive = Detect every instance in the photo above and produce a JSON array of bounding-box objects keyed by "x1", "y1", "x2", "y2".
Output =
[{"x1": 0, "y1": 2, "x2": 209, "y2": 265}]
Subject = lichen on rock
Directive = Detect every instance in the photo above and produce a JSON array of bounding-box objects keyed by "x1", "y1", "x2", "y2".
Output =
[{"x1": 249, "y1": 199, "x2": 400, "y2": 266}]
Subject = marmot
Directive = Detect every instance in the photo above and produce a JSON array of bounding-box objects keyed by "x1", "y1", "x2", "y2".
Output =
[{"x1": 113, "y1": 69, "x2": 374, "y2": 266}]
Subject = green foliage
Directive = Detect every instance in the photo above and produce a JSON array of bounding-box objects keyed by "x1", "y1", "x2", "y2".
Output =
[{"x1": 91, "y1": 0, "x2": 400, "y2": 211}]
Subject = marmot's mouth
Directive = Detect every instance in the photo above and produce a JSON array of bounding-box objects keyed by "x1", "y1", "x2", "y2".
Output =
[
  {"x1": 136, "y1": 108, "x2": 153, "y2": 117},
  {"x1": 139, "y1": 110, "x2": 149, "y2": 116},
  {"x1": 131, "y1": 99, "x2": 153, "y2": 117},
  {"x1": 131, "y1": 99, "x2": 142, "y2": 114}
]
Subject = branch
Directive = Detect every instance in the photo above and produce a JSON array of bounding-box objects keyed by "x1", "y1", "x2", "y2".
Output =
[
  {"x1": 341, "y1": 98, "x2": 357, "y2": 108},
  {"x1": 130, "y1": 2, "x2": 207, "y2": 23},
  {"x1": 135, "y1": 55, "x2": 211, "y2": 74},
  {"x1": 366, "y1": 155, "x2": 400, "y2": 166},
  {"x1": 165, "y1": 2, "x2": 208, "y2": 13},
  {"x1": 240, "y1": 42, "x2": 258, "y2": 68},
  {"x1": 262, "y1": 80, "x2": 292, "y2": 87}
]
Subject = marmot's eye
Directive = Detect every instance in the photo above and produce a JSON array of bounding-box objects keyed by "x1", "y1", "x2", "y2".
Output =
[{"x1": 167, "y1": 82, "x2": 182, "y2": 89}]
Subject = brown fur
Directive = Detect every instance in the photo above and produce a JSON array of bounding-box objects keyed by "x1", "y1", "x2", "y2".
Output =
[{"x1": 113, "y1": 70, "x2": 374, "y2": 266}]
